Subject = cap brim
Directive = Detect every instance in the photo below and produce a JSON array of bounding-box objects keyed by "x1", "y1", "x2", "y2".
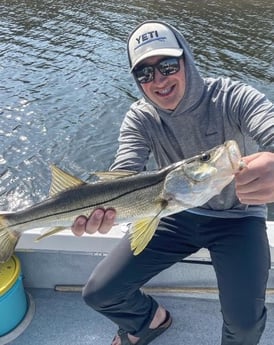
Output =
[{"x1": 130, "y1": 48, "x2": 183, "y2": 71}]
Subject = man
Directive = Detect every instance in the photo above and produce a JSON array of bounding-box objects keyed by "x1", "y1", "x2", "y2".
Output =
[{"x1": 72, "y1": 21, "x2": 274, "y2": 345}]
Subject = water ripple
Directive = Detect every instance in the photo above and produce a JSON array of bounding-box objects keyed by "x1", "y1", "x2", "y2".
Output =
[{"x1": 0, "y1": 0, "x2": 273, "y2": 217}]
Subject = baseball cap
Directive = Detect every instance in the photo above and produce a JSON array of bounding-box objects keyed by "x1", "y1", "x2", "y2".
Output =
[{"x1": 128, "y1": 21, "x2": 183, "y2": 71}]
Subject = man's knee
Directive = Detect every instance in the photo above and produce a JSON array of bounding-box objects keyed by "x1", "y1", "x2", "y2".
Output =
[{"x1": 82, "y1": 275, "x2": 113, "y2": 310}]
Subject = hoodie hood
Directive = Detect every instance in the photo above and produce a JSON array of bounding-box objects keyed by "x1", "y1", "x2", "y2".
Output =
[{"x1": 127, "y1": 20, "x2": 205, "y2": 117}]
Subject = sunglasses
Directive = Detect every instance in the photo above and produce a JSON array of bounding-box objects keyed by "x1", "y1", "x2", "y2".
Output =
[{"x1": 133, "y1": 57, "x2": 181, "y2": 84}]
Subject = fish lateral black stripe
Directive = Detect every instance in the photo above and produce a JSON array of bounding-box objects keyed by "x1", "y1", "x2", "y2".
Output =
[{"x1": 8, "y1": 175, "x2": 166, "y2": 228}]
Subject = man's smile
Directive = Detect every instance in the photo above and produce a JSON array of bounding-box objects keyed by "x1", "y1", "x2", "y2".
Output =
[{"x1": 155, "y1": 85, "x2": 175, "y2": 97}]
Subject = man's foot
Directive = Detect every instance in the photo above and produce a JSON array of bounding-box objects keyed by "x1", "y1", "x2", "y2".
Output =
[
  {"x1": 111, "y1": 332, "x2": 139, "y2": 345},
  {"x1": 111, "y1": 306, "x2": 170, "y2": 345}
]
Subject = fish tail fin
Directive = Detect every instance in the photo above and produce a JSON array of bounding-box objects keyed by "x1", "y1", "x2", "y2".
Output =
[
  {"x1": 130, "y1": 216, "x2": 160, "y2": 255},
  {"x1": 0, "y1": 214, "x2": 21, "y2": 263}
]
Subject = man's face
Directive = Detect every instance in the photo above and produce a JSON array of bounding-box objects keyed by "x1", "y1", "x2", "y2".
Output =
[{"x1": 135, "y1": 55, "x2": 186, "y2": 110}]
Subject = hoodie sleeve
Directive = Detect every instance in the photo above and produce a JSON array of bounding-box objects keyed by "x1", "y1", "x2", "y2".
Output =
[
  {"x1": 109, "y1": 107, "x2": 151, "y2": 172},
  {"x1": 228, "y1": 81, "x2": 274, "y2": 151}
]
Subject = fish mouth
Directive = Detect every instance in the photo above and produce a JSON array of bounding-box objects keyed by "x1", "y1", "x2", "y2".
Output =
[{"x1": 225, "y1": 140, "x2": 243, "y2": 172}]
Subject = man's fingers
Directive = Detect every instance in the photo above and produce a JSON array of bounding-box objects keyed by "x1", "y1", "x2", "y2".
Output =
[
  {"x1": 71, "y1": 208, "x2": 117, "y2": 236},
  {"x1": 85, "y1": 208, "x2": 116, "y2": 234},
  {"x1": 85, "y1": 208, "x2": 105, "y2": 234},
  {"x1": 97, "y1": 208, "x2": 116, "y2": 234},
  {"x1": 71, "y1": 216, "x2": 87, "y2": 236}
]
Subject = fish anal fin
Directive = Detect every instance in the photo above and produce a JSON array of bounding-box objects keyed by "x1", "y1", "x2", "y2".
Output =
[
  {"x1": 50, "y1": 165, "x2": 86, "y2": 196},
  {"x1": 35, "y1": 226, "x2": 67, "y2": 242},
  {"x1": 130, "y1": 217, "x2": 160, "y2": 256}
]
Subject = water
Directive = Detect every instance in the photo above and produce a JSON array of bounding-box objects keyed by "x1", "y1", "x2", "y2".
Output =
[{"x1": 0, "y1": 0, "x2": 273, "y2": 218}]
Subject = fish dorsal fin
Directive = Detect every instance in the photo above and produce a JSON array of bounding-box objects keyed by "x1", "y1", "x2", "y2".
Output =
[
  {"x1": 130, "y1": 216, "x2": 161, "y2": 255},
  {"x1": 49, "y1": 165, "x2": 86, "y2": 196},
  {"x1": 95, "y1": 170, "x2": 138, "y2": 181}
]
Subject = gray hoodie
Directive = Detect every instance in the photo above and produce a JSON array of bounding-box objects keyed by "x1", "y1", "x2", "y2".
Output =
[{"x1": 110, "y1": 20, "x2": 274, "y2": 219}]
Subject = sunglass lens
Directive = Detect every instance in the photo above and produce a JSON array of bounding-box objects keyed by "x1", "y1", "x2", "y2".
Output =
[
  {"x1": 158, "y1": 58, "x2": 180, "y2": 76},
  {"x1": 135, "y1": 66, "x2": 154, "y2": 84}
]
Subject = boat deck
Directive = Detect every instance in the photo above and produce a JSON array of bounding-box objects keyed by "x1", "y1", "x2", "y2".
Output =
[
  {"x1": 4, "y1": 287, "x2": 274, "y2": 345},
  {"x1": 1, "y1": 221, "x2": 274, "y2": 345}
]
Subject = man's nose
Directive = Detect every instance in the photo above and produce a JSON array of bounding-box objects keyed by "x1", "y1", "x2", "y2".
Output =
[{"x1": 154, "y1": 68, "x2": 166, "y2": 83}]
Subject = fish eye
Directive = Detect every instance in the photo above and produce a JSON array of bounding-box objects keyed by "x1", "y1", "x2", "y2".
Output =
[{"x1": 200, "y1": 153, "x2": 211, "y2": 162}]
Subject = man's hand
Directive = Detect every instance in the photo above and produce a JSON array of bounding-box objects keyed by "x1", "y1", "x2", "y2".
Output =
[
  {"x1": 71, "y1": 208, "x2": 116, "y2": 236},
  {"x1": 235, "y1": 151, "x2": 274, "y2": 204}
]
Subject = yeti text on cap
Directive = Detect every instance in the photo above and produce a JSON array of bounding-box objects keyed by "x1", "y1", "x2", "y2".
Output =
[{"x1": 135, "y1": 30, "x2": 164, "y2": 49}]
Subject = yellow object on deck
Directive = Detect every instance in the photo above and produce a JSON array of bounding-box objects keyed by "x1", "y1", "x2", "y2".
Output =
[{"x1": 0, "y1": 255, "x2": 21, "y2": 295}]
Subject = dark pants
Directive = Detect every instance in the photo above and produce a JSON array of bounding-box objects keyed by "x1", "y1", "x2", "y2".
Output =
[{"x1": 82, "y1": 212, "x2": 270, "y2": 344}]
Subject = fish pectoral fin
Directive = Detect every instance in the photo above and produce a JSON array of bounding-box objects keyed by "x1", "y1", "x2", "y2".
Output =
[
  {"x1": 49, "y1": 165, "x2": 86, "y2": 197},
  {"x1": 130, "y1": 217, "x2": 160, "y2": 256},
  {"x1": 35, "y1": 226, "x2": 67, "y2": 242},
  {"x1": 95, "y1": 170, "x2": 138, "y2": 181}
]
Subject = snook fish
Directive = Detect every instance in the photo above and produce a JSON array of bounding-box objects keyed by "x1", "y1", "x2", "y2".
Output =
[{"x1": 0, "y1": 140, "x2": 243, "y2": 262}]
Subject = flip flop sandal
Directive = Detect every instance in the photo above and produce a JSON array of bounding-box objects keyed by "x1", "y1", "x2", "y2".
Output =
[{"x1": 111, "y1": 310, "x2": 172, "y2": 345}]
